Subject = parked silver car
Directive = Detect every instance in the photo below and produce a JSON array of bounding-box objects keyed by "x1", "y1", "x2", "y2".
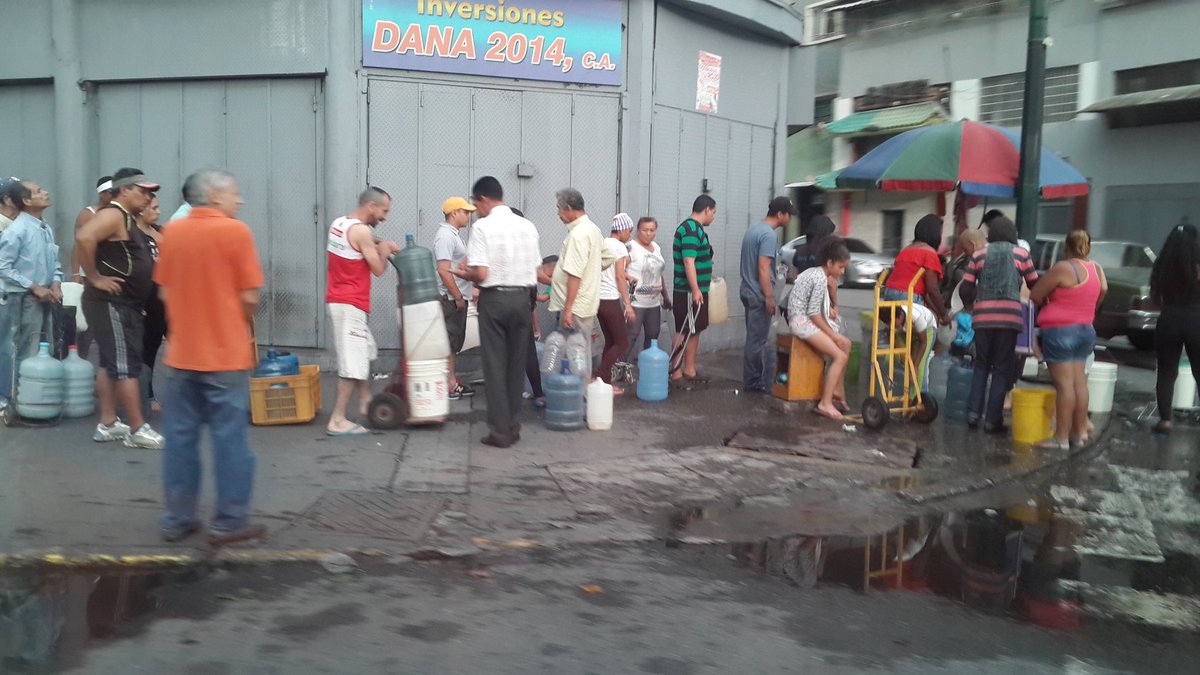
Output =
[
  {"x1": 779, "y1": 235, "x2": 894, "y2": 288},
  {"x1": 1031, "y1": 235, "x2": 1158, "y2": 350}
]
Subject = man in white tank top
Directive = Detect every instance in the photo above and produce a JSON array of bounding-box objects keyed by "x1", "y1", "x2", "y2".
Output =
[{"x1": 325, "y1": 187, "x2": 399, "y2": 436}]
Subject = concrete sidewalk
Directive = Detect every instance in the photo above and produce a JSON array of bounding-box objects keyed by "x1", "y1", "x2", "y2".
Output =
[{"x1": 0, "y1": 350, "x2": 1156, "y2": 567}]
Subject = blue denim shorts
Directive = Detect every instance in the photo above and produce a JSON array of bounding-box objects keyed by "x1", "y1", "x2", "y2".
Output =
[{"x1": 1040, "y1": 324, "x2": 1096, "y2": 364}]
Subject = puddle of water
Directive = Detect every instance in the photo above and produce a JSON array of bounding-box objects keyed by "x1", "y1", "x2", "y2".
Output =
[
  {"x1": 0, "y1": 567, "x2": 181, "y2": 672},
  {"x1": 700, "y1": 421, "x2": 1200, "y2": 634}
]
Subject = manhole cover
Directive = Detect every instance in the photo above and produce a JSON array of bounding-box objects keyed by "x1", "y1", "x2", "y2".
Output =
[{"x1": 291, "y1": 490, "x2": 444, "y2": 541}]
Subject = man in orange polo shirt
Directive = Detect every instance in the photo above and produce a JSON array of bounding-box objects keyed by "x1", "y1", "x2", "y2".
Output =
[{"x1": 154, "y1": 168, "x2": 266, "y2": 545}]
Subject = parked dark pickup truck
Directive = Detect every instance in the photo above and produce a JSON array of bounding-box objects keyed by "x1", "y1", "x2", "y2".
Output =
[{"x1": 1031, "y1": 235, "x2": 1158, "y2": 350}]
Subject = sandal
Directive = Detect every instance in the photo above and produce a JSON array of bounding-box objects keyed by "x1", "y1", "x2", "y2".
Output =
[{"x1": 1036, "y1": 438, "x2": 1070, "y2": 451}]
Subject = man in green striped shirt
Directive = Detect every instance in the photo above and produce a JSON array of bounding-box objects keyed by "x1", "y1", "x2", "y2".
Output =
[{"x1": 670, "y1": 195, "x2": 716, "y2": 381}]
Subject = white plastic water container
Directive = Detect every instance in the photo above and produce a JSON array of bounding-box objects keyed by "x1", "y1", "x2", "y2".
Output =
[
  {"x1": 462, "y1": 302, "x2": 480, "y2": 352},
  {"x1": 406, "y1": 358, "x2": 449, "y2": 422},
  {"x1": 586, "y1": 379, "x2": 613, "y2": 431},
  {"x1": 60, "y1": 281, "x2": 87, "y2": 331},
  {"x1": 1021, "y1": 357, "x2": 1039, "y2": 379},
  {"x1": 1173, "y1": 358, "x2": 1198, "y2": 410},
  {"x1": 707, "y1": 278, "x2": 729, "y2": 325},
  {"x1": 400, "y1": 301, "x2": 451, "y2": 361},
  {"x1": 1087, "y1": 362, "x2": 1118, "y2": 414}
]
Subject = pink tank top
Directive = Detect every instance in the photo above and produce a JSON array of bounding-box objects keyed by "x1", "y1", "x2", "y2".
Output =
[{"x1": 1037, "y1": 260, "x2": 1100, "y2": 329}]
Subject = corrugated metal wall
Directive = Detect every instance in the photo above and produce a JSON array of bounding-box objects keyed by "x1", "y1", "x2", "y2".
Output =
[
  {"x1": 648, "y1": 105, "x2": 775, "y2": 302},
  {"x1": 0, "y1": 83, "x2": 60, "y2": 227},
  {"x1": 365, "y1": 79, "x2": 621, "y2": 348},
  {"x1": 94, "y1": 78, "x2": 324, "y2": 348}
]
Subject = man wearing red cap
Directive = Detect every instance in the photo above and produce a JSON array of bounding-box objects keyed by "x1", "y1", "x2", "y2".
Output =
[{"x1": 75, "y1": 167, "x2": 164, "y2": 449}]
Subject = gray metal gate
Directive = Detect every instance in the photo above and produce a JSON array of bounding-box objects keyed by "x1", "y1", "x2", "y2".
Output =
[
  {"x1": 366, "y1": 79, "x2": 621, "y2": 348},
  {"x1": 648, "y1": 104, "x2": 775, "y2": 319},
  {"x1": 94, "y1": 78, "x2": 324, "y2": 348},
  {"x1": 0, "y1": 83, "x2": 60, "y2": 228}
]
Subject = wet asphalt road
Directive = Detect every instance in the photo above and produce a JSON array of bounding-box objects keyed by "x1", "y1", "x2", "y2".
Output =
[{"x1": 9, "y1": 544, "x2": 1200, "y2": 675}]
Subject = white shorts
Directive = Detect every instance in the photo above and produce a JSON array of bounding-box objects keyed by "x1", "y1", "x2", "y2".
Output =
[{"x1": 328, "y1": 303, "x2": 377, "y2": 380}]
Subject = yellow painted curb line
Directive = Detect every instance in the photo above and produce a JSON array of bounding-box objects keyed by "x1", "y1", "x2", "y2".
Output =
[{"x1": 0, "y1": 548, "x2": 397, "y2": 571}]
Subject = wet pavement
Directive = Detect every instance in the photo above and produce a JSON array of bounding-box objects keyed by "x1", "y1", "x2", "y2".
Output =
[
  {"x1": 2, "y1": 336, "x2": 1198, "y2": 671},
  {"x1": 3, "y1": 535, "x2": 1200, "y2": 674}
]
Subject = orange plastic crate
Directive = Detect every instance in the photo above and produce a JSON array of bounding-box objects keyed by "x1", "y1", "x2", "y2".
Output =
[{"x1": 250, "y1": 365, "x2": 322, "y2": 425}]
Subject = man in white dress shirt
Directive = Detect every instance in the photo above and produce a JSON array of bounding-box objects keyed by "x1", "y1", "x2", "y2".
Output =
[{"x1": 452, "y1": 176, "x2": 541, "y2": 448}]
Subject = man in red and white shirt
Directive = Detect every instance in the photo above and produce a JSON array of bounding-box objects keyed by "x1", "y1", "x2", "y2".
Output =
[{"x1": 326, "y1": 187, "x2": 399, "y2": 436}]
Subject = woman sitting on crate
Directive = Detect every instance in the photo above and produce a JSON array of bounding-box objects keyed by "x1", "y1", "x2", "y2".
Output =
[{"x1": 787, "y1": 237, "x2": 854, "y2": 420}]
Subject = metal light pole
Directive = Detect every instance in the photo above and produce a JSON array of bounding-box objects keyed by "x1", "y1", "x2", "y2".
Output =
[{"x1": 1014, "y1": 0, "x2": 1049, "y2": 241}]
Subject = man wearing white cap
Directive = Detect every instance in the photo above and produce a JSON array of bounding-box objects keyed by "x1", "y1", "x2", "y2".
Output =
[
  {"x1": 597, "y1": 213, "x2": 635, "y2": 392},
  {"x1": 434, "y1": 196, "x2": 476, "y2": 399},
  {"x1": 75, "y1": 167, "x2": 164, "y2": 449}
]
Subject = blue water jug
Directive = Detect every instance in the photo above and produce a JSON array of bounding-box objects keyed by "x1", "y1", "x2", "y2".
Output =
[
  {"x1": 545, "y1": 362, "x2": 585, "y2": 431},
  {"x1": 254, "y1": 349, "x2": 300, "y2": 378},
  {"x1": 944, "y1": 356, "x2": 973, "y2": 422},
  {"x1": 525, "y1": 341, "x2": 545, "y2": 396},
  {"x1": 637, "y1": 338, "x2": 669, "y2": 402},
  {"x1": 393, "y1": 234, "x2": 440, "y2": 306},
  {"x1": 16, "y1": 342, "x2": 65, "y2": 420},
  {"x1": 63, "y1": 345, "x2": 96, "y2": 418},
  {"x1": 928, "y1": 353, "x2": 953, "y2": 400}
]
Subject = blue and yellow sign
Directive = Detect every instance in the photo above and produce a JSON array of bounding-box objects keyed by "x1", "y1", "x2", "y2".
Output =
[{"x1": 363, "y1": 0, "x2": 623, "y2": 86}]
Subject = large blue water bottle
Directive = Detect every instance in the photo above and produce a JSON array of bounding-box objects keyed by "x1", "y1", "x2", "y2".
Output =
[
  {"x1": 16, "y1": 342, "x2": 65, "y2": 420},
  {"x1": 63, "y1": 345, "x2": 96, "y2": 418},
  {"x1": 637, "y1": 339, "x2": 669, "y2": 402},
  {"x1": 254, "y1": 349, "x2": 300, "y2": 378},
  {"x1": 928, "y1": 353, "x2": 953, "y2": 400},
  {"x1": 944, "y1": 356, "x2": 973, "y2": 422},
  {"x1": 544, "y1": 361, "x2": 585, "y2": 431},
  {"x1": 393, "y1": 234, "x2": 440, "y2": 306}
]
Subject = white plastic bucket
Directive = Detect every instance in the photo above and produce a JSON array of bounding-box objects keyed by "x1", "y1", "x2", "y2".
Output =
[
  {"x1": 586, "y1": 379, "x2": 613, "y2": 431},
  {"x1": 401, "y1": 300, "x2": 451, "y2": 361},
  {"x1": 1173, "y1": 359, "x2": 1198, "y2": 410},
  {"x1": 406, "y1": 358, "x2": 449, "y2": 422},
  {"x1": 1087, "y1": 362, "x2": 1118, "y2": 414}
]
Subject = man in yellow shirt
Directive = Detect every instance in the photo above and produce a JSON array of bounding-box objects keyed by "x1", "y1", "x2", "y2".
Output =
[{"x1": 547, "y1": 188, "x2": 616, "y2": 375}]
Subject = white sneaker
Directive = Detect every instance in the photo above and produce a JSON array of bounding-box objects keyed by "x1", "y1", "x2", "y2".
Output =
[
  {"x1": 94, "y1": 419, "x2": 131, "y2": 442},
  {"x1": 124, "y1": 424, "x2": 165, "y2": 450}
]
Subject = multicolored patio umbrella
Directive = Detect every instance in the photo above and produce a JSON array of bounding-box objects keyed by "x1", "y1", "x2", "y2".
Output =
[{"x1": 835, "y1": 119, "x2": 1089, "y2": 199}]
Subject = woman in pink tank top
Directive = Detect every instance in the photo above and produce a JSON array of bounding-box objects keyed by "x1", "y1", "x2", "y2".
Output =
[{"x1": 1030, "y1": 231, "x2": 1108, "y2": 449}]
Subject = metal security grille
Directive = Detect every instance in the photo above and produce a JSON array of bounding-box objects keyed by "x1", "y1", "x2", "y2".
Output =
[
  {"x1": 94, "y1": 78, "x2": 324, "y2": 348},
  {"x1": 0, "y1": 84, "x2": 60, "y2": 229},
  {"x1": 647, "y1": 104, "x2": 777, "y2": 322},
  {"x1": 979, "y1": 66, "x2": 1079, "y2": 127},
  {"x1": 291, "y1": 490, "x2": 444, "y2": 541},
  {"x1": 366, "y1": 79, "x2": 621, "y2": 348}
]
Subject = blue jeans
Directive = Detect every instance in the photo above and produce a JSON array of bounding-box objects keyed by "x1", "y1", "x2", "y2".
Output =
[
  {"x1": 741, "y1": 291, "x2": 776, "y2": 391},
  {"x1": 1040, "y1": 324, "x2": 1095, "y2": 364},
  {"x1": 0, "y1": 293, "x2": 50, "y2": 402},
  {"x1": 161, "y1": 368, "x2": 256, "y2": 535}
]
